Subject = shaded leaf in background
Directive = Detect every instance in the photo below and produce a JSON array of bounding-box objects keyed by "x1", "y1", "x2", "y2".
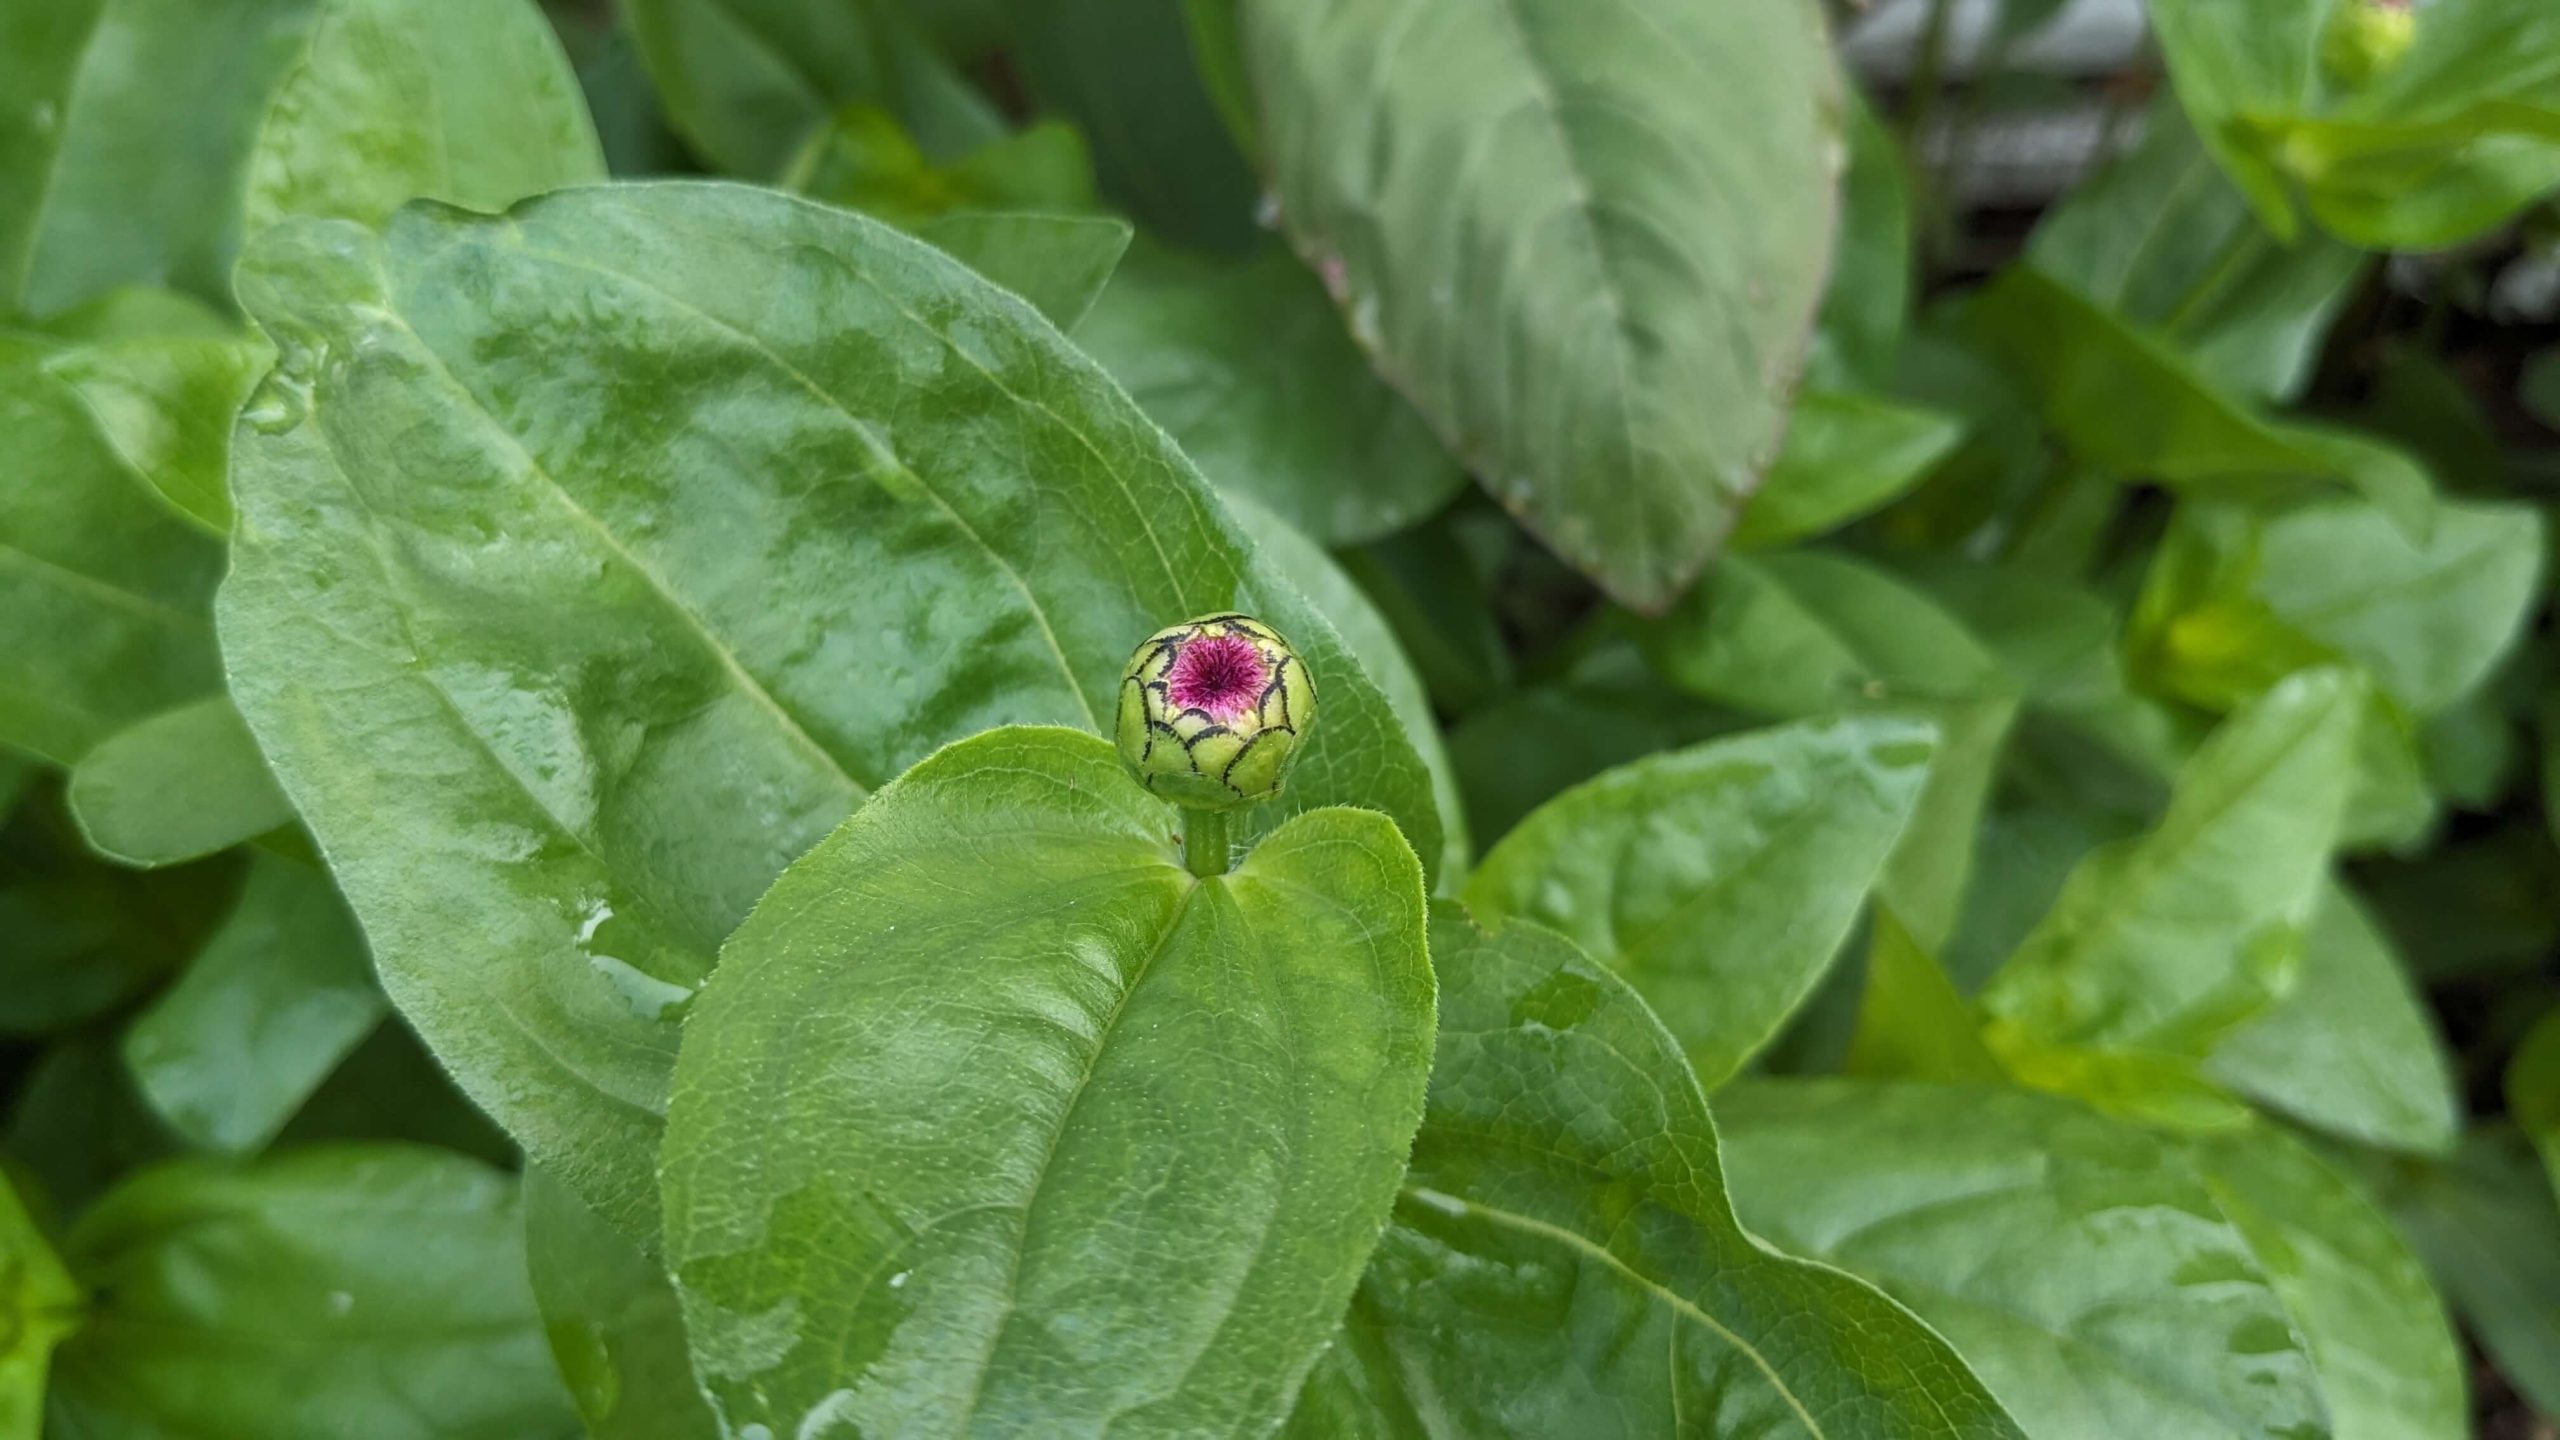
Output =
[
  {"x1": 269, "y1": 1017, "x2": 512, "y2": 1166},
  {"x1": 1005, "y1": 0, "x2": 1263, "y2": 253},
  {"x1": 0, "y1": 1039, "x2": 178, "y2": 1224},
  {"x1": 623, "y1": 0, "x2": 1000, "y2": 180},
  {"x1": 1241, "y1": 0, "x2": 1843, "y2": 610},
  {"x1": 1969, "y1": 268, "x2": 2432, "y2": 530},
  {"x1": 1730, "y1": 391, "x2": 1966, "y2": 551},
  {"x1": 242, "y1": 0, "x2": 606, "y2": 234},
  {"x1": 1075, "y1": 242, "x2": 1468, "y2": 547},
  {"x1": 2362, "y1": 1129, "x2": 2560, "y2": 1421},
  {"x1": 1339, "y1": 515, "x2": 1516, "y2": 718},
  {"x1": 1812, "y1": 87, "x2": 1914, "y2": 389},
  {"x1": 46, "y1": 1147, "x2": 574, "y2": 1439},
  {"x1": 220, "y1": 183, "x2": 1444, "y2": 1240},
  {"x1": 1447, "y1": 674, "x2": 1747, "y2": 849},
  {"x1": 40, "y1": 333, "x2": 272, "y2": 534},
  {"x1": 1980, "y1": 667, "x2": 2365, "y2": 1058},
  {"x1": 0, "y1": 1171, "x2": 77, "y2": 1440},
  {"x1": 913, "y1": 210, "x2": 1130, "y2": 331},
  {"x1": 2204, "y1": 881, "x2": 2459, "y2": 1156},
  {"x1": 120, "y1": 855, "x2": 383, "y2": 1156},
  {"x1": 786, "y1": 109, "x2": 1094, "y2": 228},
  {"x1": 2196, "y1": 1127, "x2": 2467, "y2": 1440},
  {"x1": 0, "y1": 788, "x2": 239, "y2": 1039},
  {"x1": 1289, "y1": 906, "x2": 2024, "y2": 1439},
  {"x1": 1465, "y1": 715, "x2": 1934, "y2": 1088},
  {"x1": 2130, "y1": 492, "x2": 2544, "y2": 719},
  {"x1": 2513, "y1": 1008, "x2": 2560, "y2": 1197},
  {"x1": 1846, "y1": 908, "x2": 2006, "y2": 1085},
  {"x1": 1719, "y1": 1080, "x2": 2329, "y2": 1440},
  {"x1": 524, "y1": 1165, "x2": 715, "y2": 1440},
  {"x1": 660, "y1": 728, "x2": 1433, "y2": 1438},
  {"x1": 66, "y1": 696, "x2": 294, "y2": 868}
]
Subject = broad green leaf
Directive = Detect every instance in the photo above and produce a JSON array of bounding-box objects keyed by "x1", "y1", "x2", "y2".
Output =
[
  {"x1": 624, "y1": 0, "x2": 1001, "y2": 180},
  {"x1": 525, "y1": 1165, "x2": 715, "y2": 1440},
  {"x1": 1287, "y1": 907, "x2": 2024, "y2": 1439},
  {"x1": 1075, "y1": 243, "x2": 1467, "y2": 547},
  {"x1": 1813, "y1": 89, "x2": 1914, "y2": 389},
  {"x1": 2130, "y1": 493, "x2": 2544, "y2": 719},
  {"x1": 1465, "y1": 715, "x2": 1934, "y2": 1087},
  {"x1": 120, "y1": 855, "x2": 383, "y2": 1156},
  {"x1": 2196, "y1": 1127, "x2": 2466, "y2": 1440},
  {"x1": 2028, "y1": 98, "x2": 2363, "y2": 406},
  {"x1": 1643, "y1": 550, "x2": 2018, "y2": 949},
  {"x1": 660, "y1": 727, "x2": 1433, "y2": 1438},
  {"x1": 1969, "y1": 268, "x2": 2430, "y2": 531},
  {"x1": 40, "y1": 334, "x2": 271, "y2": 534},
  {"x1": 915, "y1": 211, "x2": 1131, "y2": 331},
  {"x1": 1981, "y1": 667, "x2": 2365, "y2": 1056},
  {"x1": 220, "y1": 182, "x2": 1444, "y2": 1240},
  {"x1": 2151, "y1": 0, "x2": 2560, "y2": 249},
  {"x1": 1730, "y1": 391, "x2": 1966, "y2": 551},
  {"x1": 0, "y1": 789, "x2": 239, "y2": 1039},
  {"x1": 1719, "y1": 1080, "x2": 2329, "y2": 1440},
  {"x1": 1227, "y1": 492, "x2": 1470, "y2": 884},
  {"x1": 242, "y1": 0, "x2": 605, "y2": 236},
  {"x1": 1, "y1": 1171, "x2": 78, "y2": 1440},
  {"x1": 45, "y1": 1147, "x2": 575, "y2": 1439},
  {"x1": 2513, "y1": 1010, "x2": 2560, "y2": 1198},
  {"x1": 1240, "y1": 0, "x2": 1844, "y2": 610},
  {"x1": 2205, "y1": 882, "x2": 2458, "y2": 1156},
  {"x1": 66, "y1": 697, "x2": 293, "y2": 868},
  {"x1": 0, "y1": 338, "x2": 223, "y2": 767},
  {"x1": 2361, "y1": 1129, "x2": 2560, "y2": 1420},
  {"x1": 786, "y1": 109, "x2": 1096, "y2": 228},
  {"x1": 1005, "y1": 0, "x2": 1263, "y2": 253},
  {"x1": 1, "y1": 0, "x2": 321, "y2": 318}
]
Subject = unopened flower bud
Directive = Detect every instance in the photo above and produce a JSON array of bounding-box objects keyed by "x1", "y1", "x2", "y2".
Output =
[
  {"x1": 2323, "y1": 0, "x2": 2416, "y2": 87},
  {"x1": 1117, "y1": 614, "x2": 1315, "y2": 811}
]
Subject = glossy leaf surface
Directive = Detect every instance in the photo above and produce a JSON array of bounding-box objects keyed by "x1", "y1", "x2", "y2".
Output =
[{"x1": 660, "y1": 727, "x2": 1433, "y2": 1438}]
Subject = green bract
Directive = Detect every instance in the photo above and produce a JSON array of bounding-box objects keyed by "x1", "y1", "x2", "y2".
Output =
[{"x1": 1117, "y1": 613, "x2": 1317, "y2": 810}]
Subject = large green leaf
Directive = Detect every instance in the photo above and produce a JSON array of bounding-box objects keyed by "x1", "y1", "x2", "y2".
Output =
[
  {"x1": 0, "y1": 1172, "x2": 78, "y2": 1440},
  {"x1": 120, "y1": 855, "x2": 383, "y2": 1156},
  {"x1": 2130, "y1": 493, "x2": 2544, "y2": 719},
  {"x1": 525, "y1": 1165, "x2": 715, "y2": 1440},
  {"x1": 1285, "y1": 907, "x2": 2023, "y2": 1439},
  {"x1": 1718, "y1": 1080, "x2": 2329, "y2": 1440},
  {"x1": 1240, "y1": 0, "x2": 1843, "y2": 609},
  {"x1": 39, "y1": 333, "x2": 272, "y2": 534},
  {"x1": 2151, "y1": 0, "x2": 2560, "y2": 249},
  {"x1": 659, "y1": 727, "x2": 1433, "y2": 1438},
  {"x1": 0, "y1": 337, "x2": 223, "y2": 767},
  {"x1": 2196, "y1": 1127, "x2": 2466, "y2": 1440},
  {"x1": 45, "y1": 1147, "x2": 574, "y2": 1439},
  {"x1": 1980, "y1": 667, "x2": 2365, "y2": 1057},
  {"x1": 220, "y1": 182, "x2": 1444, "y2": 1240},
  {"x1": 624, "y1": 0, "x2": 1001, "y2": 179},
  {"x1": 1074, "y1": 243, "x2": 1467, "y2": 547},
  {"x1": 2204, "y1": 881, "x2": 2458, "y2": 1156},
  {"x1": 1, "y1": 0, "x2": 321, "y2": 318},
  {"x1": 1968, "y1": 268, "x2": 2430, "y2": 530},
  {"x1": 1464, "y1": 715, "x2": 1934, "y2": 1087},
  {"x1": 242, "y1": 0, "x2": 606, "y2": 235},
  {"x1": 66, "y1": 696, "x2": 294, "y2": 868}
]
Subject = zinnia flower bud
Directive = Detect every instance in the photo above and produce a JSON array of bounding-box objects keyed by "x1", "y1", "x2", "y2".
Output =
[
  {"x1": 1117, "y1": 613, "x2": 1315, "y2": 811},
  {"x1": 2323, "y1": 0, "x2": 2416, "y2": 87}
]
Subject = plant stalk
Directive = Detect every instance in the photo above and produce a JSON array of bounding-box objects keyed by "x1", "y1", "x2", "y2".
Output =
[{"x1": 1182, "y1": 807, "x2": 1232, "y2": 878}]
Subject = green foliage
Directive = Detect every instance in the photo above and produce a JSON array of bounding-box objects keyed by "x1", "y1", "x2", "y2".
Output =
[{"x1": 3, "y1": 0, "x2": 2557, "y2": 1433}]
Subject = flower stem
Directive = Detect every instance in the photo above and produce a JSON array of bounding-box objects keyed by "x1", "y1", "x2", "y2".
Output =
[{"x1": 1182, "y1": 807, "x2": 1232, "y2": 878}]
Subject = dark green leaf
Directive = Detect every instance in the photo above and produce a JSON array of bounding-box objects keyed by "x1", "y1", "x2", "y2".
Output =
[
  {"x1": 0, "y1": 789, "x2": 239, "y2": 1038},
  {"x1": 1719, "y1": 1080, "x2": 2329, "y2": 1440},
  {"x1": 1241, "y1": 0, "x2": 1844, "y2": 609},
  {"x1": 67, "y1": 697, "x2": 294, "y2": 868},
  {"x1": 915, "y1": 210, "x2": 1130, "y2": 331},
  {"x1": 2513, "y1": 1009, "x2": 2560, "y2": 1198},
  {"x1": 659, "y1": 727, "x2": 1433, "y2": 1438},
  {"x1": 47, "y1": 1147, "x2": 575, "y2": 1440},
  {"x1": 1075, "y1": 243, "x2": 1467, "y2": 547},
  {"x1": 1465, "y1": 715, "x2": 1934, "y2": 1087},
  {"x1": 120, "y1": 855, "x2": 383, "y2": 1155},
  {"x1": 220, "y1": 183, "x2": 1444, "y2": 1239},
  {"x1": 524, "y1": 1165, "x2": 715, "y2": 1440},
  {"x1": 0, "y1": 1039, "x2": 179, "y2": 1223},
  {"x1": 2361, "y1": 1129, "x2": 2560, "y2": 1420},
  {"x1": 1813, "y1": 89, "x2": 1914, "y2": 389},
  {"x1": 1291, "y1": 907, "x2": 2024, "y2": 1439}
]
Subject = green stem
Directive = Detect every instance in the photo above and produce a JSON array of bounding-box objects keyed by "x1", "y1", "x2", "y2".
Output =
[{"x1": 1182, "y1": 807, "x2": 1232, "y2": 878}]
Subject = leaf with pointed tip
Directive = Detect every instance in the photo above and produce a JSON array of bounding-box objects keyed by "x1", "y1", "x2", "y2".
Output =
[
  {"x1": 220, "y1": 183, "x2": 1445, "y2": 1243},
  {"x1": 68, "y1": 696, "x2": 294, "y2": 868},
  {"x1": 1465, "y1": 715, "x2": 1935, "y2": 1087},
  {"x1": 660, "y1": 727, "x2": 1433, "y2": 1439},
  {"x1": 1283, "y1": 907, "x2": 2024, "y2": 1440},
  {"x1": 1240, "y1": 0, "x2": 1843, "y2": 609}
]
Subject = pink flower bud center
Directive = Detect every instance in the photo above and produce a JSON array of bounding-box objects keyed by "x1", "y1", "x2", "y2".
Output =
[{"x1": 1167, "y1": 635, "x2": 1268, "y2": 721}]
